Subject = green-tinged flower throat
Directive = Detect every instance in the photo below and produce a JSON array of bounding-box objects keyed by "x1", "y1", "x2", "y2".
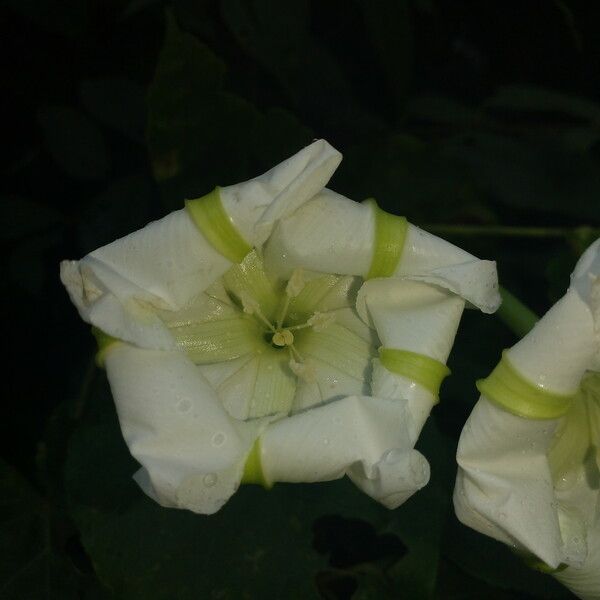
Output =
[{"x1": 163, "y1": 251, "x2": 376, "y2": 420}]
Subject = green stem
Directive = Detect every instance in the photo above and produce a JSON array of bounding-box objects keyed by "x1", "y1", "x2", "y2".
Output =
[
  {"x1": 497, "y1": 287, "x2": 539, "y2": 338},
  {"x1": 422, "y1": 224, "x2": 599, "y2": 239}
]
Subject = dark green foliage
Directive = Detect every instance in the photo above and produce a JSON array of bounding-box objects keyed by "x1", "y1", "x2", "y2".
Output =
[{"x1": 3, "y1": 0, "x2": 598, "y2": 597}]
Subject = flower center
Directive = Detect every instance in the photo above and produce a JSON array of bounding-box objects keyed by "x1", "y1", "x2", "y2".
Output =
[{"x1": 162, "y1": 251, "x2": 377, "y2": 420}]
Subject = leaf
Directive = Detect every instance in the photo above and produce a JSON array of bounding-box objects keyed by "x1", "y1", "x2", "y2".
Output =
[
  {"x1": 38, "y1": 106, "x2": 110, "y2": 180},
  {"x1": 444, "y1": 517, "x2": 575, "y2": 599},
  {"x1": 485, "y1": 85, "x2": 600, "y2": 124},
  {"x1": 440, "y1": 132, "x2": 600, "y2": 221},
  {"x1": 0, "y1": 460, "x2": 80, "y2": 600},
  {"x1": 0, "y1": 196, "x2": 63, "y2": 243},
  {"x1": 336, "y1": 134, "x2": 475, "y2": 223},
  {"x1": 385, "y1": 421, "x2": 454, "y2": 599},
  {"x1": 219, "y1": 0, "x2": 382, "y2": 134},
  {"x1": 65, "y1": 374, "x2": 399, "y2": 599},
  {"x1": 357, "y1": 0, "x2": 413, "y2": 110},
  {"x1": 77, "y1": 173, "x2": 157, "y2": 252},
  {"x1": 147, "y1": 11, "x2": 313, "y2": 210},
  {"x1": 4, "y1": 0, "x2": 94, "y2": 37},
  {"x1": 80, "y1": 78, "x2": 147, "y2": 143},
  {"x1": 405, "y1": 95, "x2": 483, "y2": 128}
]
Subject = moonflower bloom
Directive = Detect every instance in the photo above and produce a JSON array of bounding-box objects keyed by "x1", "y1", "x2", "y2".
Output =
[
  {"x1": 61, "y1": 140, "x2": 500, "y2": 515},
  {"x1": 455, "y1": 239, "x2": 600, "y2": 600}
]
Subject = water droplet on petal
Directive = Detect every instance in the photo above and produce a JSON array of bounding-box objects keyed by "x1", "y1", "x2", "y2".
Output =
[
  {"x1": 203, "y1": 473, "x2": 217, "y2": 487},
  {"x1": 211, "y1": 432, "x2": 226, "y2": 447},
  {"x1": 177, "y1": 398, "x2": 192, "y2": 413}
]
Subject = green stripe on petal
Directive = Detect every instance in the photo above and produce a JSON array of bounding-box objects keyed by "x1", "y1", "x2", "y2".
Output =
[
  {"x1": 185, "y1": 187, "x2": 252, "y2": 263},
  {"x1": 248, "y1": 350, "x2": 297, "y2": 417},
  {"x1": 242, "y1": 438, "x2": 272, "y2": 488},
  {"x1": 379, "y1": 348, "x2": 450, "y2": 400},
  {"x1": 364, "y1": 198, "x2": 408, "y2": 279},
  {"x1": 548, "y1": 372, "x2": 600, "y2": 487},
  {"x1": 92, "y1": 326, "x2": 120, "y2": 368},
  {"x1": 169, "y1": 316, "x2": 262, "y2": 364},
  {"x1": 223, "y1": 251, "x2": 283, "y2": 321},
  {"x1": 296, "y1": 323, "x2": 375, "y2": 380},
  {"x1": 286, "y1": 274, "x2": 340, "y2": 324},
  {"x1": 477, "y1": 351, "x2": 576, "y2": 420}
]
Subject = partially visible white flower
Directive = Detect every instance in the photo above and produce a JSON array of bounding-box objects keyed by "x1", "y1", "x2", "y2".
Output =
[
  {"x1": 61, "y1": 139, "x2": 500, "y2": 515},
  {"x1": 455, "y1": 239, "x2": 600, "y2": 600}
]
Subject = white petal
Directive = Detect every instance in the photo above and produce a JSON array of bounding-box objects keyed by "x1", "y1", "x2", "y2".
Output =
[
  {"x1": 556, "y1": 520, "x2": 600, "y2": 600},
  {"x1": 61, "y1": 141, "x2": 341, "y2": 348},
  {"x1": 104, "y1": 343, "x2": 265, "y2": 514},
  {"x1": 220, "y1": 139, "x2": 342, "y2": 246},
  {"x1": 259, "y1": 395, "x2": 427, "y2": 508},
  {"x1": 454, "y1": 398, "x2": 565, "y2": 568},
  {"x1": 508, "y1": 277, "x2": 597, "y2": 396},
  {"x1": 396, "y1": 225, "x2": 500, "y2": 313},
  {"x1": 357, "y1": 279, "x2": 465, "y2": 362},
  {"x1": 61, "y1": 209, "x2": 232, "y2": 349},
  {"x1": 454, "y1": 240, "x2": 600, "y2": 591},
  {"x1": 359, "y1": 278, "x2": 465, "y2": 437},
  {"x1": 263, "y1": 189, "x2": 500, "y2": 312}
]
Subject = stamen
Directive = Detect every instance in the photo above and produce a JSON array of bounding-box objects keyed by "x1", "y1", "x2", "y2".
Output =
[
  {"x1": 241, "y1": 291, "x2": 275, "y2": 332},
  {"x1": 286, "y1": 268, "x2": 306, "y2": 298},
  {"x1": 307, "y1": 311, "x2": 336, "y2": 332},
  {"x1": 277, "y1": 268, "x2": 306, "y2": 329},
  {"x1": 272, "y1": 329, "x2": 294, "y2": 347},
  {"x1": 289, "y1": 357, "x2": 317, "y2": 383}
]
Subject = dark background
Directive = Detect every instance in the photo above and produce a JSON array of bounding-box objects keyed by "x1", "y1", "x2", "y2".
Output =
[{"x1": 2, "y1": 1, "x2": 599, "y2": 598}]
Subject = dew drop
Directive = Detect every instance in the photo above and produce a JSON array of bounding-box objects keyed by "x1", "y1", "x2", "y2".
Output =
[
  {"x1": 211, "y1": 432, "x2": 226, "y2": 447},
  {"x1": 203, "y1": 473, "x2": 218, "y2": 488},
  {"x1": 322, "y1": 438, "x2": 329, "y2": 446},
  {"x1": 177, "y1": 398, "x2": 192, "y2": 413}
]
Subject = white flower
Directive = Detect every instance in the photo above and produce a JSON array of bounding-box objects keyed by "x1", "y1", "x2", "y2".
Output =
[
  {"x1": 61, "y1": 139, "x2": 500, "y2": 515},
  {"x1": 455, "y1": 239, "x2": 600, "y2": 600}
]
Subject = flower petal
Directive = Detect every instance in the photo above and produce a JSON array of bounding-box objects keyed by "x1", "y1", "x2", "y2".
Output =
[
  {"x1": 258, "y1": 394, "x2": 429, "y2": 508},
  {"x1": 454, "y1": 238, "x2": 600, "y2": 598},
  {"x1": 104, "y1": 343, "x2": 266, "y2": 514},
  {"x1": 555, "y1": 521, "x2": 600, "y2": 600},
  {"x1": 61, "y1": 140, "x2": 341, "y2": 349},
  {"x1": 220, "y1": 139, "x2": 342, "y2": 246},
  {"x1": 263, "y1": 189, "x2": 500, "y2": 312},
  {"x1": 360, "y1": 278, "x2": 465, "y2": 437}
]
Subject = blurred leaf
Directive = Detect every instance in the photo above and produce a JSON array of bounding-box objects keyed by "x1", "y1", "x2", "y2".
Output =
[
  {"x1": 441, "y1": 132, "x2": 600, "y2": 221},
  {"x1": 485, "y1": 85, "x2": 600, "y2": 123},
  {"x1": 78, "y1": 173, "x2": 157, "y2": 252},
  {"x1": 444, "y1": 518, "x2": 575, "y2": 599},
  {"x1": 385, "y1": 421, "x2": 454, "y2": 598},
  {"x1": 219, "y1": 0, "x2": 381, "y2": 134},
  {"x1": 147, "y1": 10, "x2": 312, "y2": 209},
  {"x1": 4, "y1": 0, "x2": 95, "y2": 37},
  {"x1": 336, "y1": 134, "x2": 475, "y2": 223},
  {"x1": 357, "y1": 0, "x2": 412, "y2": 111},
  {"x1": 9, "y1": 229, "x2": 63, "y2": 295},
  {"x1": 120, "y1": 0, "x2": 163, "y2": 20},
  {"x1": 38, "y1": 106, "x2": 110, "y2": 180},
  {"x1": 0, "y1": 460, "x2": 79, "y2": 599},
  {"x1": 405, "y1": 95, "x2": 482, "y2": 128},
  {"x1": 65, "y1": 375, "x2": 400, "y2": 599},
  {"x1": 0, "y1": 196, "x2": 64, "y2": 243},
  {"x1": 80, "y1": 78, "x2": 147, "y2": 143}
]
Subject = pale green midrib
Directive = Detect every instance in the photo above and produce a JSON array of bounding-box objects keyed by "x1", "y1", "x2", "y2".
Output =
[
  {"x1": 296, "y1": 324, "x2": 375, "y2": 379},
  {"x1": 170, "y1": 316, "x2": 262, "y2": 364},
  {"x1": 287, "y1": 274, "x2": 341, "y2": 323},
  {"x1": 222, "y1": 251, "x2": 283, "y2": 321},
  {"x1": 250, "y1": 351, "x2": 296, "y2": 417}
]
